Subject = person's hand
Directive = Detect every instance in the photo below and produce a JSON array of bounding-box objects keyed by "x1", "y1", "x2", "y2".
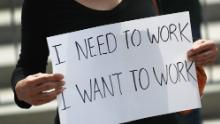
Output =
[
  {"x1": 15, "y1": 73, "x2": 65, "y2": 106},
  {"x1": 187, "y1": 39, "x2": 218, "y2": 66}
]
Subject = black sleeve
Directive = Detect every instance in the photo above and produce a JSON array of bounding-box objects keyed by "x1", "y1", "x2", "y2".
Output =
[{"x1": 11, "y1": 0, "x2": 49, "y2": 108}]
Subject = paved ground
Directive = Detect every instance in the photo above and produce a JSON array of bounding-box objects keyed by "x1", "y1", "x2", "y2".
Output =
[{"x1": 204, "y1": 119, "x2": 220, "y2": 124}]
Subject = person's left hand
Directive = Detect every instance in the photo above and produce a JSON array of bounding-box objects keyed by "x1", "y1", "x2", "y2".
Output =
[{"x1": 187, "y1": 39, "x2": 218, "y2": 66}]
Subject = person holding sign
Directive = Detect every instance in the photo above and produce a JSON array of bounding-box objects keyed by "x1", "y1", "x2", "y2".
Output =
[{"x1": 11, "y1": 0, "x2": 218, "y2": 124}]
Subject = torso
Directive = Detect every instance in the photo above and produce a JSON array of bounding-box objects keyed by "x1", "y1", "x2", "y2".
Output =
[
  {"x1": 21, "y1": 0, "x2": 178, "y2": 123},
  {"x1": 75, "y1": 0, "x2": 123, "y2": 11},
  {"x1": 44, "y1": 0, "x2": 157, "y2": 37}
]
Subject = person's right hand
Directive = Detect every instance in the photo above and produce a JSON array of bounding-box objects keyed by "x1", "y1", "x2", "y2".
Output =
[{"x1": 15, "y1": 73, "x2": 65, "y2": 106}]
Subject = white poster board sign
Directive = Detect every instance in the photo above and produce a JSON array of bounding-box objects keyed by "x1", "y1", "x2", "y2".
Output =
[{"x1": 47, "y1": 12, "x2": 201, "y2": 124}]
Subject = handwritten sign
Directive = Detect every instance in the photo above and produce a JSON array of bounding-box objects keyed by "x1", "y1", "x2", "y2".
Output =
[{"x1": 47, "y1": 12, "x2": 201, "y2": 124}]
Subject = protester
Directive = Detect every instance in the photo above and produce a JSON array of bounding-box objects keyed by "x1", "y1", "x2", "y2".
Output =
[{"x1": 11, "y1": 0, "x2": 217, "y2": 124}]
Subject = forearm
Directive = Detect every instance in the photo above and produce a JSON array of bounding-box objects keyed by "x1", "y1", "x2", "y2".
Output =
[{"x1": 11, "y1": 67, "x2": 32, "y2": 108}]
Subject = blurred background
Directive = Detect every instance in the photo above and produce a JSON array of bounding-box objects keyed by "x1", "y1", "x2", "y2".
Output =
[{"x1": 0, "y1": 0, "x2": 219, "y2": 124}]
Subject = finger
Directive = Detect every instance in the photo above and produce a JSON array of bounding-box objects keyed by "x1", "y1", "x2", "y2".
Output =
[
  {"x1": 37, "y1": 87, "x2": 64, "y2": 100},
  {"x1": 31, "y1": 88, "x2": 63, "y2": 105},
  {"x1": 27, "y1": 73, "x2": 64, "y2": 86},
  {"x1": 188, "y1": 47, "x2": 209, "y2": 58},
  {"x1": 34, "y1": 81, "x2": 65, "y2": 94},
  {"x1": 37, "y1": 73, "x2": 64, "y2": 84},
  {"x1": 188, "y1": 47, "x2": 215, "y2": 61},
  {"x1": 32, "y1": 96, "x2": 57, "y2": 106},
  {"x1": 188, "y1": 41, "x2": 215, "y2": 57},
  {"x1": 25, "y1": 87, "x2": 63, "y2": 106},
  {"x1": 195, "y1": 59, "x2": 215, "y2": 66},
  {"x1": 52, "y1": 73, "x2": 64, "y2": 81},
  {"x1": 32, "y1": 72, "x2": 43, "y2": 77},
  {"x1": 195, "y1": 55, "x2": 216, "y2": 66},
  {"x1": 191, "y1": 50, "x2": 215, "y2": 62},
  {"x1": 25, "y1": 73, "x2": 53, "y2": 86}
]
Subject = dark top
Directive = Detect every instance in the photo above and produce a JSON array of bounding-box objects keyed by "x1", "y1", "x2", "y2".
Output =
[
  {"x1": 158, "y1": 0, "x2": 202, "y2": 40},
  {"x1": 11, "y1": 0, "x2": 177, "y2": 123}
]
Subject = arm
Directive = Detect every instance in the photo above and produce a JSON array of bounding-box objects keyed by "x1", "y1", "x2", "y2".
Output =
[
  {"x1": 179, "y1": 40, "x2": 217, "y2": 115},
  {"x1": 11, "y1": 0, "x2": 64, "y2": 108}
]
